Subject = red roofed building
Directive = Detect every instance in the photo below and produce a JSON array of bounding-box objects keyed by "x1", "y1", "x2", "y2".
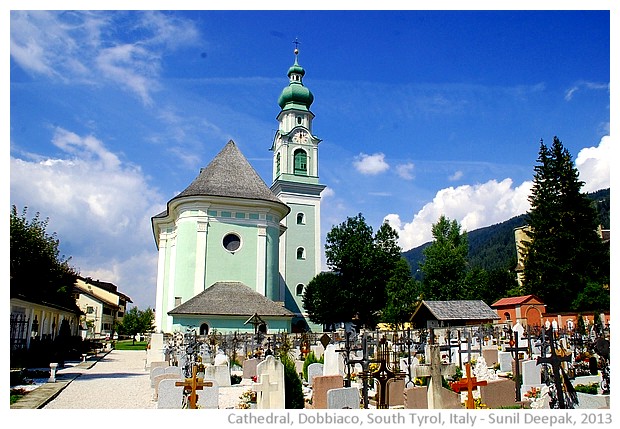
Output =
[{"x1": 491, "y1": 294, "x2": 546, "y2": 327}]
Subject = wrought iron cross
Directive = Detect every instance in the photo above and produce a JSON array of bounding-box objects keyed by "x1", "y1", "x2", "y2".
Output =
[
  {"x1": 504, "y1": 329, "x2": 529, "y2": 401},
  {"x1": 536, "y1": 329, "x2": 574, "y2": 409}
]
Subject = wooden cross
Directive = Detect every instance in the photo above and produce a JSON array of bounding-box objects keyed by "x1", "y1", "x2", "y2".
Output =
[
  {"x1": 253, "y1": 373, "x2": 280, "y2": 409},
  {"x1": 414, "y1": 344, "x2": 456, "y2": 409},
  {"x1": 175, "y1": 365, "x2": 213, "y2": 409},
  {"x1": 504, "y1": 330, "x2": 529, "y2": 402},
  {"x1": 450, "y1": 362, "x2": 487, "y2": 409},
  {"x1": 536, "y1": 330, "x2": 573, "y2": 409}
]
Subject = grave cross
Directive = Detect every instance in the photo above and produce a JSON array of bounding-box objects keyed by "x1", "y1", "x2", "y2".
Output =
[
  {"x1": 458, "y1": 330, "x2": 474, "y2": 367},
  {"x1": 361, "y1": 335, "x2": 405, "y2": 409},
  {"x1": 399, "y1": 328, "x2": 417, "y2": 387},
  {"x1": 439, "y1": 329, "x2": 461, "y2": 364},
  {"x1": 414, "y1": 343, "x2": 457, "y2": 409},
  {"x1": 175, "y1": 365, "x2": 213, "y2": 409},
  {"x1": 346, "y1": 332, "x2": 372, "y2": 408},
  {"x1": 253, "y1": 373, "x2": 281, "y2": 409},
  {"x1": 504, "y1": 330, "x2": 529, "y2": 402},
  {"x1": 536, "y1": 330, "x2": 574, "y2": 409},
  {"x1": 336, "y1": 331, "x2": 363, "y2": 388},
  {"x1": 450, "y1": 362, "x2": 487, "y2": 409}
]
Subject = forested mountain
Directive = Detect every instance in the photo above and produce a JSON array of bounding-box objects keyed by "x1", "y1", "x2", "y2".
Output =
[{"x1": 402, "y1": 188, "x2": 609, "y2": 278}]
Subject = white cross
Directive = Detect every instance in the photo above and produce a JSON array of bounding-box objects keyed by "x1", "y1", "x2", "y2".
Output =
[
  {"x1": 414, "y1": 344, "x2": 456, "y2": 409},
  {"x1": 253, "y1": 373, "x2": 280, "y2": 409}
]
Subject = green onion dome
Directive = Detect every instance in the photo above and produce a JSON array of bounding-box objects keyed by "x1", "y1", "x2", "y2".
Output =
[{"x1": 277, "y1": 55, "x2": 314, "y2": 110}]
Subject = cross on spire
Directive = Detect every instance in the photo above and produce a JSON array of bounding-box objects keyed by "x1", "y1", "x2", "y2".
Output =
[{"x1": 293, "y1": 37, "x2": 301, "y2": 55}]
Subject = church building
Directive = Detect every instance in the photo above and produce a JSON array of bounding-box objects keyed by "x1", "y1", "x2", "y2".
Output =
[{"x1": 151, "y1": 48, "x2": 325, "y2": 334}]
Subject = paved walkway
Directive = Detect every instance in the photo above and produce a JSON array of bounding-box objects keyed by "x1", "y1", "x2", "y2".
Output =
[{"x1": 12, "y1": 349, "x2": 248, "y2": 409}]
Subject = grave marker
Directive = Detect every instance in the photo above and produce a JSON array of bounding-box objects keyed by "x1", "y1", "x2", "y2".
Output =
[
  {"x1": 450, "y1": 362, "x2": 487, "y2": 409},
  {"x1": 413, "y1": 344, "x2": 456, "y2": 409}
]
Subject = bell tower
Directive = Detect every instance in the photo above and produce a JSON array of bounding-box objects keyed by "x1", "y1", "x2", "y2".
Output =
[{"x1": 271, "y1": 45, "x2": 325, "y2": 331}]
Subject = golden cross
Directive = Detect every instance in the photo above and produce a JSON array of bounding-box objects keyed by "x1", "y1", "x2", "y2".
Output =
[{"x1": 175, "y1": 365, "x2": 213, "y2": 409}]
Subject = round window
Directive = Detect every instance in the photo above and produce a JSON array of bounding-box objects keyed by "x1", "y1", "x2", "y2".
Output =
[{"x1": 223, "y1": 233, "x2": 241, "y2": 252}]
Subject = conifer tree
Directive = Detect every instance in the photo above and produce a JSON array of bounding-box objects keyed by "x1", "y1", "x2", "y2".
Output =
[
  {"x1": 522, "y1": 137, "x2": 609, "y2": 312},
  {"x1": 419, "y1": 215, "x2": 468, "y2": 300}
]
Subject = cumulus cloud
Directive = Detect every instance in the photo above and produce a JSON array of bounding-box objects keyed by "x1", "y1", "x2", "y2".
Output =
[
  {"x1": 353, "y1": 152, "x2": 390, "y2": 175},
  {"x1": 385, "y1": 178, "x2": 532, "y2": 251},
  {"x1": 396, "y1": 162, "x2": 415, "y2": 180},
  {"x1": 575, "y1": 135, "x2": 610, "y2": 193},
  {"x1": 10, "y1": 127, "x2": 165, "y2": 308}
]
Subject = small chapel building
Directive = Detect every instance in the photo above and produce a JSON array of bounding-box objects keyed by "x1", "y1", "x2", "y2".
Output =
[{"x1": 151, "y1": 49, "x2": 325, "y2": 334}]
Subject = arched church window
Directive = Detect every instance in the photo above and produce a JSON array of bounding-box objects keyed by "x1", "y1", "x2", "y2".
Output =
[
  {"x1": 297, "y1": 116, "x2": 302, "y2": 125},
  {"x1": 276, "y1": 152, "x2": 281, "y2": 176},
  {"x1": 296, "y1": 213, "x2": 305, "y2": 225},
  {"x1": 296, "y1": 247, "x2": 305, "y2": 260},
  {"x1": 223, "y1": 233, "x2": 241, "y2": 252},
  {"x1": 200, "y1": 323, "x2": 209, "y2": 336},
  {"x1": 294, "y1": 149, "x2": 307, "y2": 175},
  {"x1": 296, "y1": 284, "x2": 304, "y2": 295}
]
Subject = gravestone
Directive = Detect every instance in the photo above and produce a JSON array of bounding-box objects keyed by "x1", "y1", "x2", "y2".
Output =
[
  {"x1": 307, "y1": 363, "x2": 324, "y2": 386},
  {"x1": 164, "y1": 366, "x2": 183, "y2": 377},
  {"x1": 327, "y1": 386, "x2": 360, "y2": 409},
  {"x1": 311, "y1": 375, "x2": 344, "y2": 409},
  {"x1": 323, "y1": 344, "x2": 344, "y2": 376},
  {"x1": 521, "y1": 359, "x2": 541, "y2": 386},
  {"x1": 153, "y1": 373, "x2": 183, "y2": 400},
  {"x1": 482, "y1": 348, "x2": 499, "y2": 367},
  {"x1": 151, "y1": 366, "x2": 167, "y2": 387},
  {"x1": 479, "y1": 378, "x2": 517, "y2": 409},
  {"x1": 404, "y1": 385, "x2": 428, "y2": 409},
  {"x1": 253, "y1": 355, "x2": 285, "y2": 409},
  {"x1": 413, "y1": 344, "x2": 456, "y2": 409},
  {"x1": 196, "y1": 381, "x2": 220, "y2": 409},
  {"x1": 243, "y1": 358, "x2": 260, "y2": 379},
  {"x1": 157, "y1": 378, "x2": 184, "y2": 408},
  {"x1": 147, "y1": 333, "x2": 166, "y2": 368},
  {"x1": 310, "y1": 343, "x2": 325, "y2": 359},
  {"x1": 388, "y1": 378, "x2": 405, "y2": 407},
  {"x1": 498, "y1": 351, "x2": 512, "y2": 372},
  {"x1": 205, "y1": 363, "x2": 231, "y2": 387}
]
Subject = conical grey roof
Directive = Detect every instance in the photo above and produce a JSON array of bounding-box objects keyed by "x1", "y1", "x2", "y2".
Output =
[
  {"x1": 167, "y1": 282, "x2": 294, "y2": 317},
  {"x1": 171, "y1": 140, "x2": 286, "y2": 206}
]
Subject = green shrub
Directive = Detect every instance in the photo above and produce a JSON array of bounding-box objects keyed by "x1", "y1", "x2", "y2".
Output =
[
  {"x1": 280, "y1": 353, "x2": 305, "y2": 409},
  {"x1": 574, "y1": 383, "x2": 599, "y2": 395},
  {"x1": 302, "y1": 351, "x2": 323, "y2": 381}
]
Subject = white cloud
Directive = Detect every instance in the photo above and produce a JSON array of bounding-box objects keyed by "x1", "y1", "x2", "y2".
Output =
[
  {"x1": 321, "y1": 187, "x2": 335, "y2": 198},
  {"x1": 10, "y1": 127, "x2": 166, "y2": 309},
  {"x1": 565, "y1": 81, "x2": 609, "y2": 101},
  {"x1": 396, "y1": 162, "x2": 415, "y2": 180},
  {"x1": 10, "y1": 11, "x2": 199, "y2": 105},
  {"x1": 575, "y1": 135, "x2": 610, "y2": 193},
  {"x1": 353, "y1": 152, "x2": 390, "y2": 175},
  {"x1": 385, "y1": 178, "x2": 532, "y2": 251},
  {"x1": 449, "y1": 170, "x2": 464, "y2": 181}
]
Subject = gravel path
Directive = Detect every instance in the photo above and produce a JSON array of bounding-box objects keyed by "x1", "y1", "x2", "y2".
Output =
[{"x1": 43, "y1": 349, "x2": 248, "y2": 409}]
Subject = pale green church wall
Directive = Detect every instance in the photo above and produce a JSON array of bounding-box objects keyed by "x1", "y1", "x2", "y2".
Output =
[
  {"x1": 171, "y1": 316, "x2": 291, "y2": 334},
  {"x1": 285, "y1": 202, "x2": 318, "y2": 312},
  {"x1": 174, "y1": 220, "x2": 198, "y2": 302},
  {"x1": 204, "y1": 220, "x2": 259, "y2": 290},
  {"x1": 265, "y1": 225, "x2": 281, "y2": 301}
]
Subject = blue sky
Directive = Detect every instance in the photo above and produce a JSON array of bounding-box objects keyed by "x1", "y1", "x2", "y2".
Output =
[{"x1": 8, "y1": 7, "x2": 612, "y2": 311}]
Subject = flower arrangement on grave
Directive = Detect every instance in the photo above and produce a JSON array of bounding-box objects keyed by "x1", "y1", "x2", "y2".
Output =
[
  {"x1": 473, "y1": 397, "x2": 487, "y2": 409},
  {"x1": 523, "y1": 386, "x2": 541, "y2": 401},
  {"x1": 237, "y1": 389, "x2": 257, "y2": 409}
]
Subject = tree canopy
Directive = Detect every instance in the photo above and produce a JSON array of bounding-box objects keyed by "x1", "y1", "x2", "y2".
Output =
[
  {"x1": 381, "y1": 258, "x2": 421, "y2": 329},
  {"x1": 117, "y1": 306, "x2": 155, "y2": 341},
  {"x1": 304, "y1": 213, "x2": 401, "y2": 329},
  {"x1": 419, "y1": 215, "x2": 469, "y2": 300},
  {"x1": 522, "y1": 137, "x2": 609, "y2": 312},
  {"x1": 10, "y1": 205, "x2": 78, "y2": 310}
]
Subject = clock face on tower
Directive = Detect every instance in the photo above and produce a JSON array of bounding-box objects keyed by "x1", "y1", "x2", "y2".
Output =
[{"x1": 292, "y1": 130, "x2": 308, "y2": 144}]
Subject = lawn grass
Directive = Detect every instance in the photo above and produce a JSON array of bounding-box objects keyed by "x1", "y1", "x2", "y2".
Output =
[{"x1": 113, "y1": 340, "x2": 148, "y2": 350}]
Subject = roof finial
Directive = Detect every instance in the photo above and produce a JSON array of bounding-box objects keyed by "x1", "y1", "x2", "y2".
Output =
[{"x1": 293, "y1": 37, "x2": 300, "y2": 57}]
